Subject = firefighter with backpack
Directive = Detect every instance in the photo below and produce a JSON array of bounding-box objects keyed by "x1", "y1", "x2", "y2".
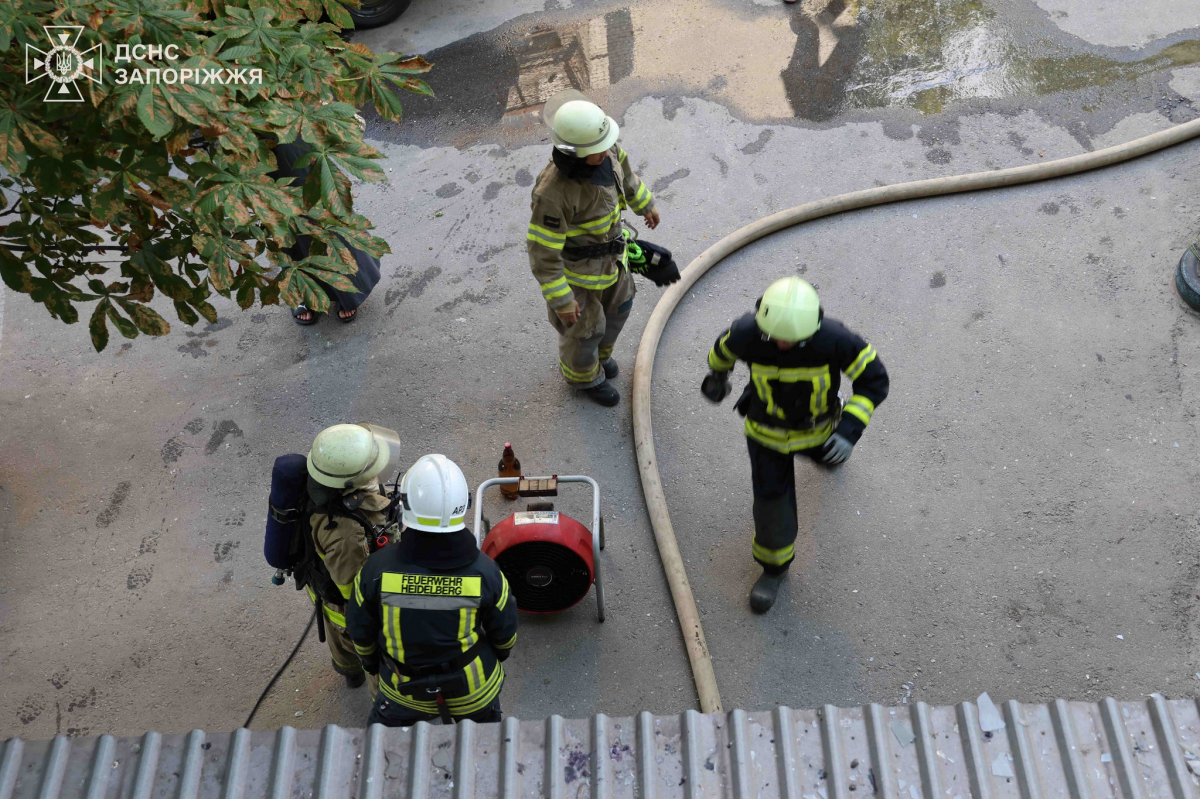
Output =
[
  {"x1": 265, "y1": 423, "x2": 402, "y2": 693},
  {"x1": 346, "y1": 454, "x2": 519, "y2": 726}
]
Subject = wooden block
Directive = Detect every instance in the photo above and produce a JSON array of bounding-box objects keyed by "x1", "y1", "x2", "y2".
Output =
[{"x1": 518, "y1": 475, "x2": 559, "y2": 497}]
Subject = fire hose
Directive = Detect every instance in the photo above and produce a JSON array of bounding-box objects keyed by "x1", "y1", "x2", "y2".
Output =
[{"x1": 632, "y1": 117, "x2": 1200, "y2": 714}]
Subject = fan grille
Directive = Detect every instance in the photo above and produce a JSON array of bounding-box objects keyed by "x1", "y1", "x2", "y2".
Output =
[{"x1": 494, "y1": 541, "x2": 592, "y2": 613}]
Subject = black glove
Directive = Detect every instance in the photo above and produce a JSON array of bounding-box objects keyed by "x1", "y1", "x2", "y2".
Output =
[
  {"x1": 628, "y1": 238, "x2": 681, "y2": 286},
  {"x1": 643, "y1": 256, "x2": 681, "y2": 287},
  {"x1": 357, "y1": 650, "x2": 380, "y2": 675},
  {"x1": 701, "y1": 371, "x2": 732, "y2": 403}
]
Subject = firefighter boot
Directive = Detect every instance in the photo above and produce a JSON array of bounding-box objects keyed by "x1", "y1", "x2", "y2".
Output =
[
  {"x1": 749, "y1": 571, "x2": 786, "y2": 614},
  {"x1": 602, "y1": 358, "x2": 619, "y2": 379},
  {"x1": 345, "y1": 671, "x2": 366, "y2": 689},
  {"x1": 583, "y1": 380, "x2": 620, "y2": 407}
]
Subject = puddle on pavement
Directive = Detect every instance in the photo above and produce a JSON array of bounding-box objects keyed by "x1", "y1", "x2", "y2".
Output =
[
  {"x1": 833, "y1": 0, "x2": 1200, "y2": 118},
  {"x1": 378, "y1": 0, "x2": 1200, "y2": 136}
]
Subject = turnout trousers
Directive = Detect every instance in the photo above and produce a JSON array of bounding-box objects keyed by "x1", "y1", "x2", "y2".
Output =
[
  {"x1": 367, "y1": 694, "x2": 502, "y2": 727},
  {"x1": 746, "y1": 436, "x2": 837, "y2": 574},
  {"x1": 546, "y1": 268, "x2": 635, "y2": 388},
  {"x1": 309, "y1": 592, "x2": 379, "y2": 697}
]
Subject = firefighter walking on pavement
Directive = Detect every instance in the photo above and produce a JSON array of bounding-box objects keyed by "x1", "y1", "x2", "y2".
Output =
[
  {"x1": 347, "y1": 454, "x2": 519, "y2": 726},
  {"x1": 304, "y1": 423, "x2": 402, "y2": 692},
  {"x1": 526, "y1": 89, "x2": 662, "y2": 407},
  {"x1": 702, "y1": 277, "x2": 889, "y2": 613}
]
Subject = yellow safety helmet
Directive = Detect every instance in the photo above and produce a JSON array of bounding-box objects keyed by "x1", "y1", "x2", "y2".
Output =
[
  {"x1": 755, "y1": 277, "x2": 821, "y2": 342},
  {"x1": 307, "y1": 423, "x2": 400, "y2": 490},
  {"x1": 543, "y1": 89, "x2": 619, "y2": 157}
]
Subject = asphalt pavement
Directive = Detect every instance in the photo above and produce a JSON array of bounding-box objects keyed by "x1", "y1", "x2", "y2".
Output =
[{"x1": 1, "y1": 0, "x2": 1198, "y2": 739}]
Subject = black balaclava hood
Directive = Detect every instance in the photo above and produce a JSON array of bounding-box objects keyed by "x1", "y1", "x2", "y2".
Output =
[{"x1": 552, "y1": 148, "x2": 615, "y2": 186}]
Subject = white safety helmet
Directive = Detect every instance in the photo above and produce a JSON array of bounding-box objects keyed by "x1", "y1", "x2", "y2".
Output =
[
  {"x1": 543, "y1": 89, "x2": 619, "y2": 157},
  {"x1": 307, "y1": 423, "x2": 401, "y2": 490},
  {"x1": 400, "y1": 454, "x2": 471, "y2": 533}
]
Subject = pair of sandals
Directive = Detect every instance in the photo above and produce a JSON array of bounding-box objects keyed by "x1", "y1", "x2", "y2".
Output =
[{"x1": 292, "y1": 304, "x2": 357, "y2": 326}]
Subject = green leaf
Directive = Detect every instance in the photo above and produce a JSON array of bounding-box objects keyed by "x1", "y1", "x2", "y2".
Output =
[
  {"x1": 106, "y1": 303, "x2": 138, "y2": 339},
  {"x1": 149, "y1": 175, "x2": 195, "y2": 205},
  {"x1": 137, "y1": 84, "x2": 176, "y2": 139},
  {"x1": 173, "y1": 299, "x2": 200, "y2": 326},
  {"x1": 220, "y1": 43, "x2": 260, "y2": 60},
  {"x1": 89, "y1": 302, "x2": 110, "y2": 352},
  {"x1": 193, "y1": 231, "x2": 251, "y2": 292},
  {"x1": 17, "y1": 121, "x2": 63, "y2": 160},
  {"x1": 302, "y1": 267, "x2": 358, "y2": 292},
  {"x1": 0, "y1": 108, "x2": 29, "y2": 174},
  {"x1": 385, "y1": 76, "x2": 435, "y2": 98},
  {"x1": 39, "y1": 288, "x2": 79, "y2": 324},
  {"x1": 382, "y1": 55, "x2": 435, "y2": 75},
  {"x1": 322, "y1": 0, "x2": 354, "y2": 28},
  {"x1": 116, "y1": 298, "x2": 171, "y2": 336},
  {"x1": 90, "y1": 181, "x2": 125, "y2": 224},
  {"x1": 278, "y1": 267, "x2": 330, "y2": 311},
  {"x1": 197, "y1": 164, "x2": 303, "y2": 227},
  {"x1": 192, "y1": 298, "x2": 218, "y2": 324},
  {"x1": 235, "y1": 280, "x2": 256, "y2": 309},
  {"x1": 0, "y1": 246, "x2": 34, "y2": 292}
]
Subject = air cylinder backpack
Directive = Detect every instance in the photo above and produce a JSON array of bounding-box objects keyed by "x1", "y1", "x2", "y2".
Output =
[{"x1": 265, "y1": 454, "x2": 343, "y2": 639}]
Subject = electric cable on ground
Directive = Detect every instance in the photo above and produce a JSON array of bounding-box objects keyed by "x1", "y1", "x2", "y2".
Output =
[
  {"x1": 244, "y1": 607, "x2": 318, "y2": 729},
  {"x1": 632, "y1": 117, "x2": 1200, "y2": 714}
]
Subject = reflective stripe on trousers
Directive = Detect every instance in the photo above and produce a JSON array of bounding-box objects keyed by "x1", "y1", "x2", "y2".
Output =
[
  {"x1": 548, "y1": 267, "x2": 635, "y2": 387},
  {"x1": 745, "y1": 437, "x2": 835, "y2": 573}
]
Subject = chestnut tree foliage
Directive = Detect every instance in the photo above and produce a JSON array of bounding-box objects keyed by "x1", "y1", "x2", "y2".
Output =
[{"x1": 0, "y1": 0, "x2": 431, "y2": 350}]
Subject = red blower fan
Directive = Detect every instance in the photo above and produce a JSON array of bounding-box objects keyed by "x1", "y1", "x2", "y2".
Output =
[{"x1": 474, "y1": 475, "x2": 605, "y2": 621}]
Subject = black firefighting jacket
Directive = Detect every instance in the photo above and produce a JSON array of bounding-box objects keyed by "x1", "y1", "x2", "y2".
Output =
[
  {"x1": 347, "y1": 528, "x2": 518, "y2": 716},
  {"x1": 708, "y1": 313, "x2": 889, "y2": 454}
]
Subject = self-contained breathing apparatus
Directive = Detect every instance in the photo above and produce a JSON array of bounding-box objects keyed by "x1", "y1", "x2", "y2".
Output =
[{"x1": 264, "y1": 423, "x2": 404, "y2": 644}]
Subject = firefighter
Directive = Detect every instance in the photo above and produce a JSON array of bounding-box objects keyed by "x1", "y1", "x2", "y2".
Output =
[
  {"x1": 304, "y1": 423, "x2": 400, "y2": 692},
  {"x1": 526, "y1": 89, "x2": 661, "y2": 407},
  {"x1": 702, "y1": 277, "x2": 889, "y2": 613},
  {"x1": 347, "y1": 454, "x2": 519, "y2": 726}
]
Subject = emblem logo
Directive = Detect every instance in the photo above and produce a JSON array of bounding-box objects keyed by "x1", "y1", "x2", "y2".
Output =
[{"x1": 26, "y1": 26, "x2": 103, "y2": 103}]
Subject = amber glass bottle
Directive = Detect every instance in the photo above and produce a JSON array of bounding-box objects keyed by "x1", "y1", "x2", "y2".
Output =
[{"x1": 499, "y1": 443, "x2": 521, "y2": 499}]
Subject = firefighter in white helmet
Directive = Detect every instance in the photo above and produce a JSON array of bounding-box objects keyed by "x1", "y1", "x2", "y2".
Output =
[
  {"x1": 702, "y1": 277, "x2": 890, "y2": 613},
  {"x1": 526, "y1": 90, "x2": 663, "y2": 406},
  {"x1": 304, "y1": 423, "x2": 401, "y2": 691},
  {"x1": 347, "y1": 455, "x2": 519, "y2": 726}
]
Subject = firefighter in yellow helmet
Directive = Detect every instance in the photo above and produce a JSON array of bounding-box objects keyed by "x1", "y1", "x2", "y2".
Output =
[
  {"x1": 702, "y1": 277, "x2": 889, "y2": 613},
  {"x1": 304, "y1": 423, "x2": 400, "y2": 691},
  {"x1": 526, "y1": 90, "x2": 662, "y2": 407}
]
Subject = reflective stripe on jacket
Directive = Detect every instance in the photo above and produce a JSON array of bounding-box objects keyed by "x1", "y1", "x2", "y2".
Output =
[
  {"x1": 527, "y1": 145, "x2": 656, "y2": 308},
  {"x1": 347, "y1": 529, "x2": 519, "y2": 715},
  {"x1": 708, "y1": 314, "x2": 889, "y2": 454}
]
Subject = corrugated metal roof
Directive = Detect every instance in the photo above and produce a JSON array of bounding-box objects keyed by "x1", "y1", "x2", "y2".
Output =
[{"x1": 4, "y1": 696, "x2": 1200, "y2": 799}]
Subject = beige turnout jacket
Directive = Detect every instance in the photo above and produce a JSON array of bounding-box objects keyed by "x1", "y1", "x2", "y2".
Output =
[{"x1": 526, "y1": 145, "x2": 656, "y2": 310}]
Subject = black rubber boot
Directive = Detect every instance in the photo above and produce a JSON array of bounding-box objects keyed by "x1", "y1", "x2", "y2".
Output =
[
  {"x1": 602, "y1": 358, "x2": 619, "y2": 379},
  {"x1": 344, "y1": 670, "x2": 366, "y2": 689},
  {"x1": 749, "y1": 571, "x2": 786, "y2": 614},
  {"x1": 583, "y1": 380, "x2": 620, "y2": 407}
]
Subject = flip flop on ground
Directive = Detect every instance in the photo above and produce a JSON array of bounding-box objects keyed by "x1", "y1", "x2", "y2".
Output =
[{"x1": 292, "y1": 305, "x2": 321, "y2": 325}]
